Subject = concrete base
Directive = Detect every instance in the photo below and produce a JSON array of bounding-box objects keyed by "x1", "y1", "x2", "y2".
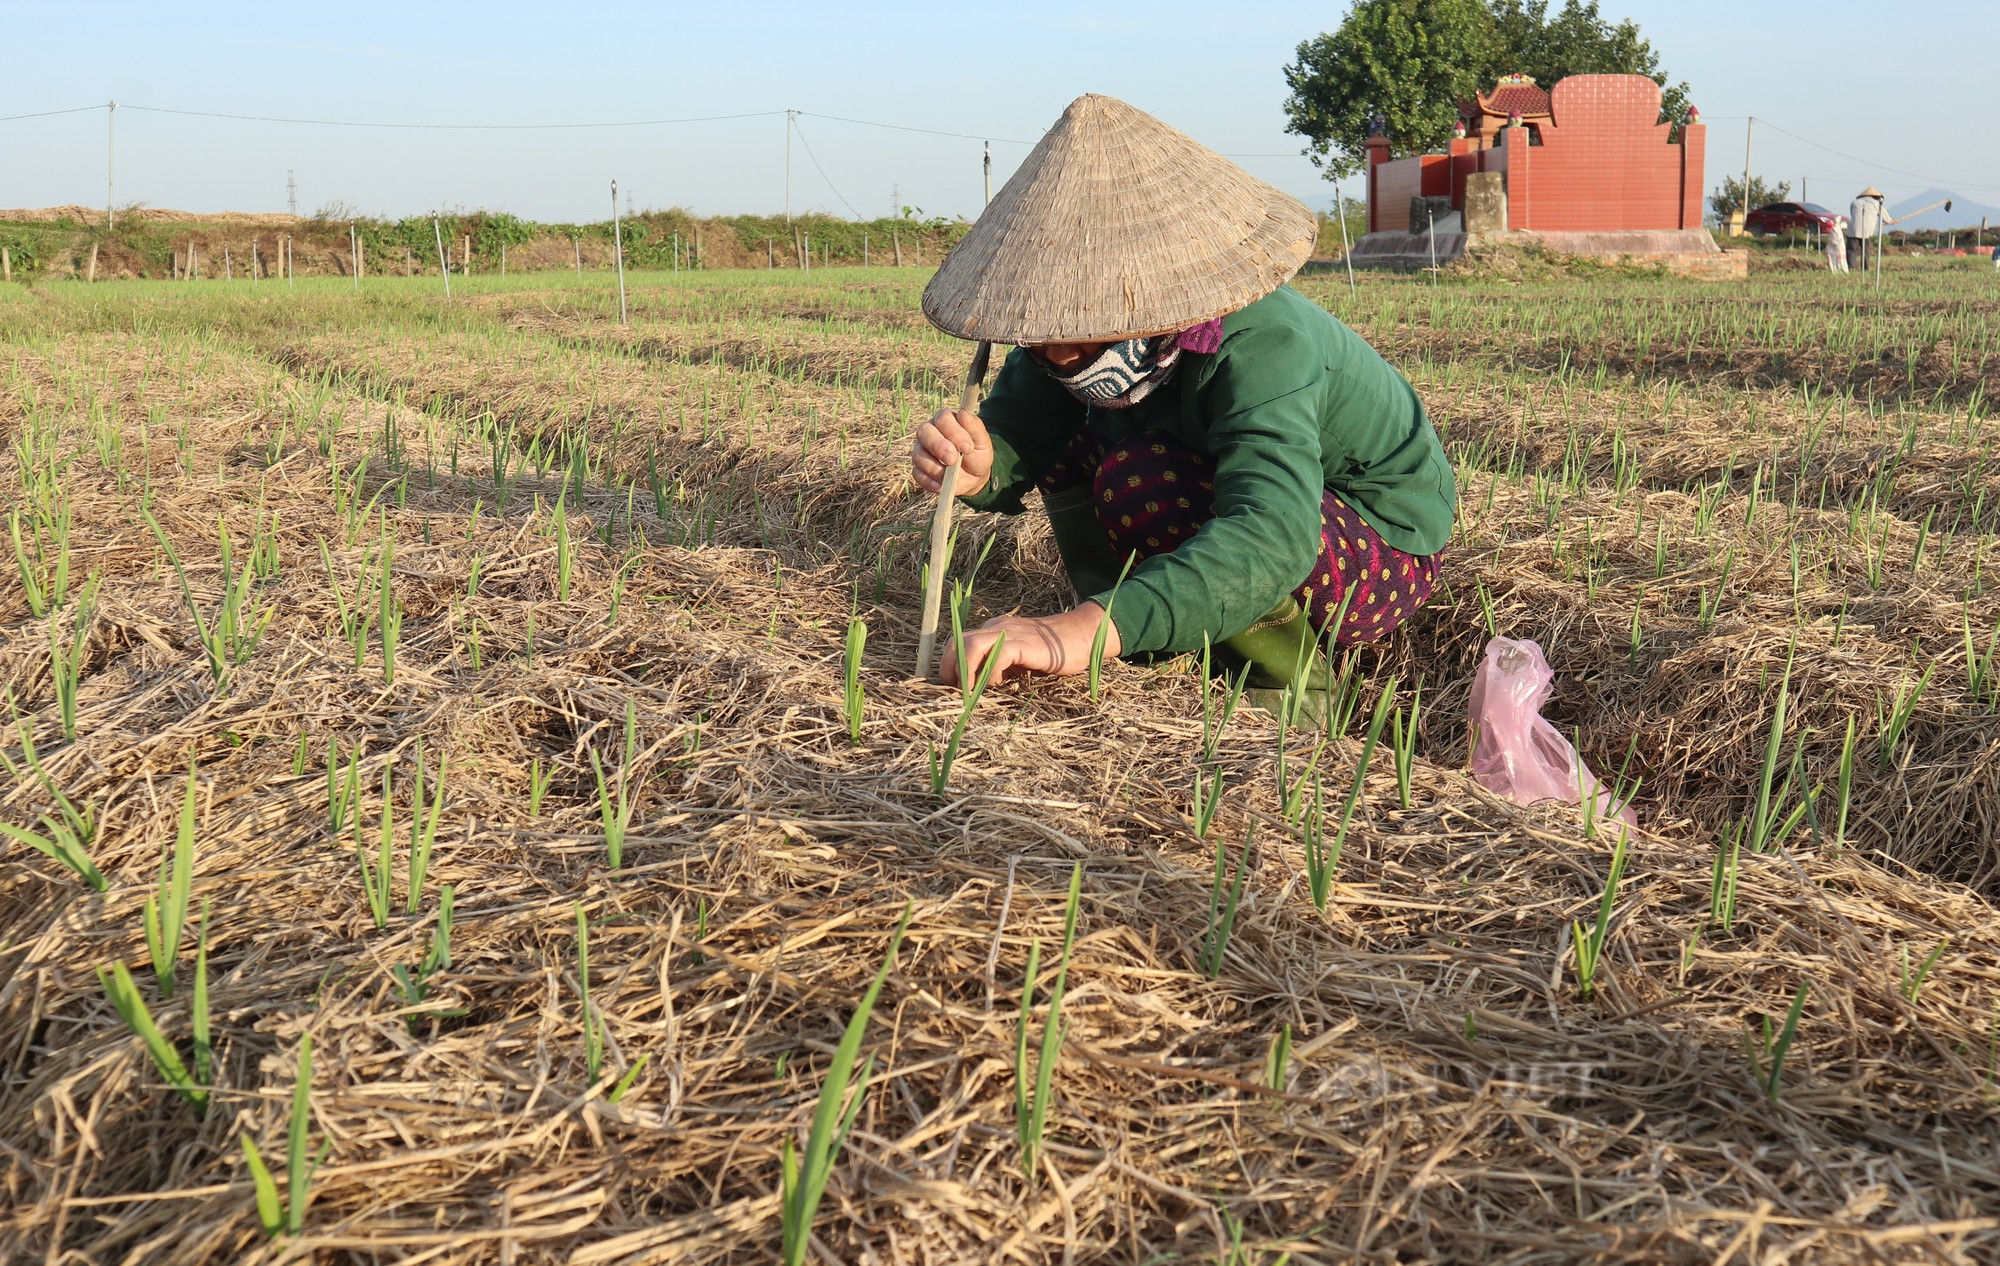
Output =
[{"x1": 1347, "y1": 227, "x2": 1745, "y2": 278}]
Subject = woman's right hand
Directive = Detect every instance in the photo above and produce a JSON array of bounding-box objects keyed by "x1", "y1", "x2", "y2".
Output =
[{"x1": 911, "y1": 408, "x2": 994, "y2": 499}]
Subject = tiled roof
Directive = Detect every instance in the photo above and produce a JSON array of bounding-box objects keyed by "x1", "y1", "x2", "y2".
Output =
[{"x1": 1475, "y1": 80, "x2": 1553, "y2": 119}]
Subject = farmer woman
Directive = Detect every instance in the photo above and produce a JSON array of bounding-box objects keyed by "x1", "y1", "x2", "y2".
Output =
[{"x1": 909, "y1": 94, "x2": 1456, "y2": 702}]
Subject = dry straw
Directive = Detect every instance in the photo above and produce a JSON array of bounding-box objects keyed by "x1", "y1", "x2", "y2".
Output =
[
  {"x1": 922, "y1": 94, "x2": 1317, "y2": 344},
  {"x1": 6, "y1": 276, "x2": 2000, "y2": 1263}
]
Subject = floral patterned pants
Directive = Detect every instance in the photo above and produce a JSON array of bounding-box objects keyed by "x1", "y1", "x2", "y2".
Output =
[{"x1": 1041, "y1": 429, "x2": 1440, "y2": 647}]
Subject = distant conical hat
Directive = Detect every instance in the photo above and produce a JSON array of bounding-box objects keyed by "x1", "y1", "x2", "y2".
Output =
[
  {"x1": 922, "y1": 94, "x2": 1317, "y2": 345},
  {"x1": 1859, "y1": 186, "x2": 1884, "y2": 198}
]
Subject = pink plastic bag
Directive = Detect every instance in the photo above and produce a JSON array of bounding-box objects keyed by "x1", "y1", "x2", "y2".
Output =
[{"x1": 1467, "y1": 637, "x2": 1638, "y2": 826}]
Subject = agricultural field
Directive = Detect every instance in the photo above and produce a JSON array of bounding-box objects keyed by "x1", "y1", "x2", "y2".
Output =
[{"x1": 3, "y1": 258, "x2": 2000, "y2": 1263}]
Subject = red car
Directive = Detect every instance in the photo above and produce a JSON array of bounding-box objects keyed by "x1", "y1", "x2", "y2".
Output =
[{"x1": 1745, "y1": 202, "x2": 1841, "y2": 237}]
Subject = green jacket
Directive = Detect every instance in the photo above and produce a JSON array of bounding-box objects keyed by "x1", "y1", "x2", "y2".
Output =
[{"x1": 964, "y1": 285, "x2": 1456, "y2": 655}]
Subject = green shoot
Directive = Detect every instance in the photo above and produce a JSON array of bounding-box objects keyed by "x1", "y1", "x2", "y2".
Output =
[
  {"x1": 1965, "y1": 611, "x2": 2000, "y2": 711},
  {"x1": 1015, "y1": 865, "x2": 1081, "y2": 1183},
  {"x1": 1875, "y1": 663, "x2": 1935, "y2": 770},
  {"x1": 391, "y1": 886, "x2": 456, "y2": 1031},
  {"x1": 609, "y1": 1054, "x2": 650, "y2": 1104},
  {"x1": 326, "y1": 740, "x2": 362, "y2": 836},
  {"x1": 526, "y1": 756, "x2": 553, "y2": 814},
  {"x1": 1192, "y1": 765, "x2": 1226, "y2": 840},
  {"x1": 0, "y1": 798, "x2": 105, "y2": 891},
  {"x1": 192, "y1": 900, "x2": 212, "y2": 1085},
  {"x1": 1900, "y1": 936, "x2": 1948, "y2": 1002},
  {"x1": 929, "y1": 631, "x2": 1004, "y2": 794},
  {"x1": 1832, "y1": 715, "x2": 1857, "y2": 849},
  {"x1": 0, "y1": 708, "x2": 104, "y2": 889},
  {"x1": 780, "y1": 903, "x2": 913, "y2": 1266},
  {"x1": 1305, "y1": 679, "x2": 1395, "y2": 912},
  {"x1": 47, "y1": 573, "x2": 98, "y2": 741},
  {"x1": 1086, "y1": 554, "x2": 1136, "y2": 703},
  {"x1": 589, "y1": 700, "x2": 639, "y2": 870},
  {"x1": 1388, "y1": 676, "x2": 1423, "y2": 810},
  {"x1": 575, "y1": 902, "x2": 605, "y2": 1084},
  {"x1": 241, "y1": 1033, "x2": 321, "y2": 1239},
  {"x1": 1200, "y1": 824, "x2": 1253, "y2": 979},
  {"x1": 1747, "y1": 982, "x2": 1811, "y2": 1100},
  {"x1": 1265, "y1": 1023, "x2": 1292, "y2": 1092},
  {"x1": 377, "y1": 529, "x2": 401, "y2": 685},
  {"x1": 1570, "y1": 829, "x2": 1630, "y2": 1000},
  {"x1": 554, "y1": 494, "x2": 573, "y2": 601},
  {"x1": 356, "y1": 764, "x2": 394, "y2": 930},
  {"x1": 98, "y1": 961, "x2": 208, "y2": 1112},
  {"x1": 143, "y1": 766, "x2": 199, "y2": 997},
  {"x1": 843, "y1": 616, "x2": 867, "y2": 745},
  {"x1": 406, "y1": 742, "x2": 446, "y2": 913},
  {"x1": 1197, "y1": 635, "x2": 1250, "y2": 763},
  {"x1": 1745, "y1": 654, "x2": 1795, "y2": 854},
  {"x1": 1710, "y1": 820, "x2": 1743, "y2": 930}
]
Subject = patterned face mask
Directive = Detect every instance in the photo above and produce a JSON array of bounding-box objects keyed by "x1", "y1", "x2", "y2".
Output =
[{"x1": 1035, "y1": 318, "x2": 1225, "y2": 410}]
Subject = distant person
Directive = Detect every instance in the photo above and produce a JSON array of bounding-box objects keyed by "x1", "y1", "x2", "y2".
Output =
[
  {"x1": 909, "y1": 94, "x2": 1455, "y2": 706},
  {"x1": 1825, "y1": 216, "x2": 1849, "y2": 273},
  {"x1": 1848, "y1": 187, "x2": 1886, "y2": 273},
  {"x1": 1992, "y1": 243, "x2": 1999, "y2": 271}
]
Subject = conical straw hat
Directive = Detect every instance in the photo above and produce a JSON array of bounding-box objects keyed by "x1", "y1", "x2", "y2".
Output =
[
  {"x1": 922, "y1": 94, "x2": 1317, "y2": 345},
  {"x1": 1859, "y1": 186, "x2": 1884, "y2": 198}
]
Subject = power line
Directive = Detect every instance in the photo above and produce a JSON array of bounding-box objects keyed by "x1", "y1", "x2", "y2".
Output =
[
  {"x1": 0, "y1": 105, "x2": 103, "y2": 122},
  {"x1": 1730, "y1": 116, "x2": 1999, "y2": 193},
  {"x1": 118, "y1": 103, "x2": 790, "y2": 131},
  {"x1": 799, "y1": 111, "x2": 1034, "y2": 146},
  {"x1": 788, "y1": 116, "x2": 860, "y2": 219}
]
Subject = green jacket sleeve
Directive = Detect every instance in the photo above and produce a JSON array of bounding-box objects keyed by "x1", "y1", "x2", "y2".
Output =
[
  {"x1": 1099, "y1": 321, "x2": 1328, "y2": 656},
  {"x1": 959, "y1": 348, "x2": 1085, "y2": 515}
]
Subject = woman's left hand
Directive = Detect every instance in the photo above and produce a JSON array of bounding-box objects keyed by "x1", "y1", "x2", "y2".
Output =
[{"x1": 941, "y1": 603, "x2": 1121, "y2": 687}]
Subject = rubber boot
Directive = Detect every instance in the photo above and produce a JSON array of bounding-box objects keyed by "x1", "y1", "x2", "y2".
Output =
[
  {"x1": 1220, "y1": 596, "x2": 1337, "y2": 730},
  {"x1": 1042, "y1": 486, "x2": 1123, "y2": 601}
]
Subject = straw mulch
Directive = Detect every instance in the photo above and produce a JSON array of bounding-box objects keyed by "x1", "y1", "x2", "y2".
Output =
[{"x1": 4, "y1": 312, "x2": 2000, "y2": 1265}]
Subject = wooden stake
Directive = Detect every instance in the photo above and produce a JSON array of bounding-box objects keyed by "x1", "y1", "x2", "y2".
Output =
[
  {"x1": 86, "y1": 242, "x2": 98, "y2": 282},
  {"x1": 914, "y1": 341, "x2": 993, "y2": 679},
  {"x1": 252, "y1": 240, "x2": 259, "y2": 282},
  {"x1": 893, "y1": 229, "x2": 902, "y2": 267}
]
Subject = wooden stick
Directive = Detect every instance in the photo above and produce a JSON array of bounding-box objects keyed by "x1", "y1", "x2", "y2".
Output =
[{"x1": 915, "y1": 341, "x2": 993, "y2": 679}]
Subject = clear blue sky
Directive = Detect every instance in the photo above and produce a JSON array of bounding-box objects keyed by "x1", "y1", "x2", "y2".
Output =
[{"x1": 2, "y1": 1, "x2": 1992, "y2": 222}]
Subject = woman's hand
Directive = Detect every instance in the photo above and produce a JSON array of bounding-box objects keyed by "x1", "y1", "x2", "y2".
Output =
[
  {"x1": 941, "y1": 603, "x2": 1121, "y2": 687},
  {"x1": 911, "y1": 407, "x2": 994, "y2": 499}
]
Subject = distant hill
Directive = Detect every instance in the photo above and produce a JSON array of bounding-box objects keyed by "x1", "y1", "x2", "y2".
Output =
[{"x1": 1887, "y1": 188, "x2": 2000, "y2": 233}]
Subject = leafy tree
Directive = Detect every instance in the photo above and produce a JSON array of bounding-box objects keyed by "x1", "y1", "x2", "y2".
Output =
[
  {"x1": 1489, "y1": 1, "x2": 1690, "y2": 122},
  {"x1": 1709, "y1": 175, "x2": 1793, "y2": 222},
  {"x1": 1283, "y1": 0, "x2": 1689, "y2": 180},
  {"x1": 1284, "y1": 0, "x2": 1496, "y2": 181}
]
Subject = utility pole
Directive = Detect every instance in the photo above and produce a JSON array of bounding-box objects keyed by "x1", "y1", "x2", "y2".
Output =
[
  {"x1": 983, "y1": 141, "x2": 991, "y2": 209},
  {"x1": 784, "y1": 109, "x2": 796, "y2": 223},
  {"x1": 611, "y1": 180, "x2": 628, "y2": 324},
  {"x1": 287, "y1": 170, "x2": 298, "y2": 218},
  {"x1": 1740, "y1": 116, "x2": 1753, "y2": 234},
  {"x1": 891, "y1": 183, "x2": 899, "y2": 219},
  {"x1": 106, "y1": 101, "x2": 116, "y2": 230}
]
